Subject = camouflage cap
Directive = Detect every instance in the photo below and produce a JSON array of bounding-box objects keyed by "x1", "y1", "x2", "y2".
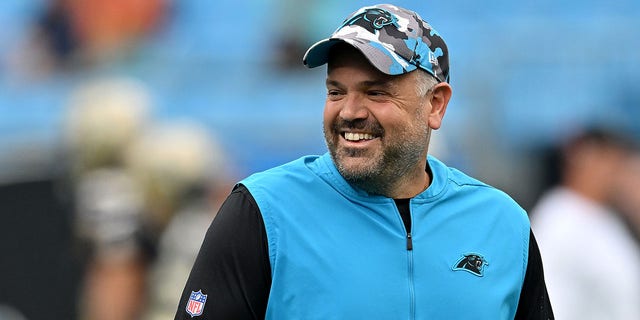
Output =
[{"x1": 303, "y1": 4, "x2": 449, "y2": 83}]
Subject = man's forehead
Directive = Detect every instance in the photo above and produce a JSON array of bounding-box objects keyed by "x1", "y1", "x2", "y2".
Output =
[{"x1": 327, "y1": 65, "x2": 408, "y2": 92}]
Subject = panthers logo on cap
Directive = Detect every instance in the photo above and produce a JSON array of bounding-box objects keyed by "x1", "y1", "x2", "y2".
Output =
[
  {"x1": 341, "y1": 8, "x2": 399, "y2": 33},
  {"x1": 453, "y1": 253, "x2": 489, "y2": 277}
]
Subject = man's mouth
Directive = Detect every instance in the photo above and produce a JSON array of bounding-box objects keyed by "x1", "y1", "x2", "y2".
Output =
[{"x1": 343, "y1": 132, "x2": 376, "y2": 142}]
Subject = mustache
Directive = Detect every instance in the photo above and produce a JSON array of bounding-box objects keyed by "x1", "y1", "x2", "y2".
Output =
[{"x1": 332, "y1": 118, "x2": 385, "y2": 136}]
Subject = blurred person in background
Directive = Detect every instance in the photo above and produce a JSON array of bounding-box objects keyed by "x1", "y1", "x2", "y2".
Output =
[
  {"x1": 64, "y1": 76, "x2": 152, "y2": 320},
  {"x1": 530, "y1": 127, "x2": 640, "y2": 320},
  {"x1": 127, "y1": 123, "x2": 233, "y2": 320},
  {"x1": 8, "y1": 0, "x2": 168, "y2": 79},
  {"x1": 612, "y1": 152, "x2": 640, "y2": 242},
  {"x1": 0, "y1": 0, "x2": 169, "y2": 317},
  {"x1": 66, "y1": 76, "x2": 233, "y2": 320}
]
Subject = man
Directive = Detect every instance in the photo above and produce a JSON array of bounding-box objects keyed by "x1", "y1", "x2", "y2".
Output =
[
  {"x1": 175, "y1": 4, "x2": 553, "y2": 319},
  {"x1": 531, "y1": 128, "x2": 640, "y2": 320}
]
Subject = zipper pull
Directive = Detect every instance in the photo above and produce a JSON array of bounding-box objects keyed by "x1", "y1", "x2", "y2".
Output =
[{"x1": 406, "y1": 233, "x2": 413, "y2": 251}]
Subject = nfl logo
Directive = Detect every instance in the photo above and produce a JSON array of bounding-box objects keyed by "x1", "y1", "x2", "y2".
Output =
[{"x1": 186, "y1": 290, "x2": 208, "y2": 317}]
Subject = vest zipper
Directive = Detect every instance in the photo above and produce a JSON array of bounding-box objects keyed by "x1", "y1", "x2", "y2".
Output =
[
  {"x1": 395, "y1": 199, "x2": 415, "y2": 320},
  {"x1": 405, "y1": 215, "x2": 415, "y2": 319},
  {"x1": 407, "y1": 247, "x2": 415, "y2": 320}
]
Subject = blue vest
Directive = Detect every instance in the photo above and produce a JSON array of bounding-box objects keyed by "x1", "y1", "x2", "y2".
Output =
[{"x1": 241, "y1": 153, "x2": 529, "y2": 320}]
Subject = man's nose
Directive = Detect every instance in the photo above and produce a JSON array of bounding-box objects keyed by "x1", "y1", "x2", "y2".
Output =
[{"x1": 339, "y1": 94, "x2": 369, "y2": 121}]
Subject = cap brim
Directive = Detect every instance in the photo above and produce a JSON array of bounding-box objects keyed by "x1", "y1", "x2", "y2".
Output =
[
  {"x1": 302, "y1": 38, "x2": 342, "y2": 68},
  {"x1": 303, "y1": 37, "x2": 416, "y2": 76}
]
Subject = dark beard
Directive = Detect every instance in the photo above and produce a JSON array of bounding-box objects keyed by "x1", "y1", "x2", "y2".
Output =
[
  {"x1": 343, "y1": 138, "x2": 423, "y2": 195},
  {"x1": 324, "y1": 118, "x2": 429, "y2": 196}
]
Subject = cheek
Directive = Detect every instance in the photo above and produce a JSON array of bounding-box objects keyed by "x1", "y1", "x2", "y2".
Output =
[
  {"x1": 323, "y1": 104, "x2": 336, "y2": 132},
  {"x1": 414, "y1": 104, "x2": 434, "y2": 129},
  {"x1": 323, "y1": 101, "x2": 341, "y2": 123},
  {"x1": 368, "y1": 106, "x2": 411, "y2": 132}
]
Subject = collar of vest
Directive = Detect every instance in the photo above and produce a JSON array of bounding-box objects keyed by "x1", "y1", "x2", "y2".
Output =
[{"x1": 312, "y1": 152, "x2": 449, "y2": 203}]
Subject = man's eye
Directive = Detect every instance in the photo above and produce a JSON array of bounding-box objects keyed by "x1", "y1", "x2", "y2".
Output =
[
  {"x1": 368, "y1": 91, "x2": 387, "y2": 96},
  {"x1": 327, "y1": 90, "x2": 342, "y2": 96}
]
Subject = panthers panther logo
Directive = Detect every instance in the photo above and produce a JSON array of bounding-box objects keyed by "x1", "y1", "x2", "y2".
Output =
[
  {"x1": 453, "y1": 253, "x2": 489, "y2": 277},
  {"x1": 341, "y1": 8, "x2": 399, "y2": 33}
]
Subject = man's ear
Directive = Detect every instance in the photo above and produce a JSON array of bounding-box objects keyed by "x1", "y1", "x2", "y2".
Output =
[{"x1": 427, "y1": 82, "x2": 452, "y2": 130}]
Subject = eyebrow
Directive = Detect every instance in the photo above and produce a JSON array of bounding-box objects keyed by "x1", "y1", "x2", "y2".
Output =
[{"x1": 325, "y1": 78, "x2": 396, "y2": 90}]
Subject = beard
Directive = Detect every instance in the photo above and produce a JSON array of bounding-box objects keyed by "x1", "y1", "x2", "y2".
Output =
[{"x1": 324, "y1": 114, "x2": 430, "y2": 196}]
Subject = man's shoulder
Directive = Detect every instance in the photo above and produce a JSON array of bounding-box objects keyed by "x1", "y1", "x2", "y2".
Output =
[
  {"x1": 241, "y1": 154, "x2": 323, "y2": 186},
  {"x1": 428, "y1": 155, "x2": 488, "y2": 189},
  {"x1": 430, "y1": 156, "x2": 523, "y2": 210}
]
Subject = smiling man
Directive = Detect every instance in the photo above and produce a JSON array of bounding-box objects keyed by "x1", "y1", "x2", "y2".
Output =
[
  {"x1": 323, "y1": 42, "x2": 446, "y2": 199},
  {"x1": 175, "y1": 4, "x2": 553, "y2": 319}
]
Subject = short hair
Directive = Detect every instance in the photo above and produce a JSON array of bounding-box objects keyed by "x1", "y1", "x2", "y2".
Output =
[{"x1": 414, "y1": 69, "x2": 439, "y2": 97}]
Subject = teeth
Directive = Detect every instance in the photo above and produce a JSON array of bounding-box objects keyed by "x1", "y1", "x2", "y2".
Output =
[{"x1": 344, "y1": 132, "x2": 374, "y2": 141}]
